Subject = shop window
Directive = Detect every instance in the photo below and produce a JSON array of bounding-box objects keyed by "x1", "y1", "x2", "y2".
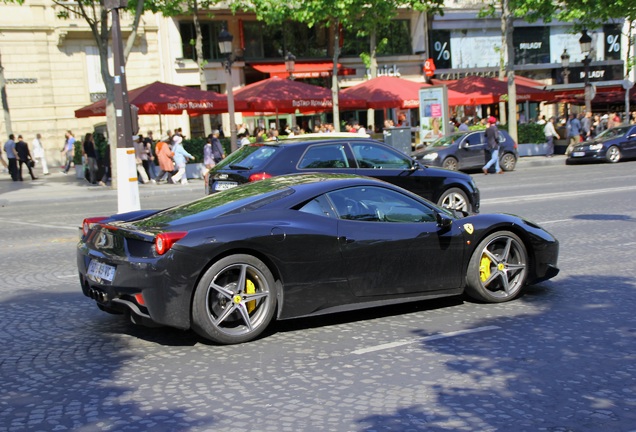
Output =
[
  {"x1": 243, "y1": 21, "x2": 329, "y2": 60},
  {"x1": 178, "y1": 21, "x2": 227, "y2": 61},
  {"x1": 342, "y1": 20, "x2": 411, "y2": 57}
]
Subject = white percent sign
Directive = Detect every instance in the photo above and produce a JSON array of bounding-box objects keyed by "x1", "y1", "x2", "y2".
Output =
[
  {"x1": 434, "y1": 41, "x2": 451, "y2": 61},
  {"x1": 607, "y1": 34, "x2": 620, "y2": 53}
]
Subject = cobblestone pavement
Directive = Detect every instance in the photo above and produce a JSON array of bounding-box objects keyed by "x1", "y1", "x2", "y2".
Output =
[{"x1": 1, "y1": 160, "x2": 635, "y2": 431}]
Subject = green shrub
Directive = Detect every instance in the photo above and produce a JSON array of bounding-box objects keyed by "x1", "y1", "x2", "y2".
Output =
[
  {"x1": 498, "y1": 123, "x2": 545, "y2": 144},
  {"x1": 183, "y1": 137, "x2": 233, "y2": 161}
]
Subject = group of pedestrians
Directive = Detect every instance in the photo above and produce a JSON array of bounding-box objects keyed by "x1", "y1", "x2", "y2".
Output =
[{"x1": 2, "y1": 133, "x2": 48, "y2": 181}]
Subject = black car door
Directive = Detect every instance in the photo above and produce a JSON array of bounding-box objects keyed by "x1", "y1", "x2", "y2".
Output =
[
  {"x1": 458, "y1": 132, "x2": 488, "y2": 169},
  {"x1": 350, "y1": 141, "x2": 439, "y2": 202},
  {"x1": 620, "y1": 126, "x2": 636, "y2": 157},
  {"x1": 327, "y1": 186, "x2": 465, "y2": 298}
]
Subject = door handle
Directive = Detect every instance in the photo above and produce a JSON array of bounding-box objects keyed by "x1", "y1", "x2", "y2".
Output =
[{"x1": 338, "y1": 236, "x2": 355, "y2": 244}]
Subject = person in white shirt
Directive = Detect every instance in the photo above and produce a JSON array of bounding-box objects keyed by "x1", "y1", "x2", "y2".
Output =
[
  {"x1": 32, "y1": 133, "x2": 49, "y2": 175},
  {"x1": 543, "y1": 116, "x2": 560, "y2": 158}
]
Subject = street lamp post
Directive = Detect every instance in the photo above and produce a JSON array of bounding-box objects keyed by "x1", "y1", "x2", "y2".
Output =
[
  {"x1": 218, "y1": 28, "x2": 237, "y2": 152},
  {"x1": 579, "y1": 30, "x2": 593, "y2": 113},
  {"x1": 560, "y1": 49, "x2": 570, "y2": 84},
  {"x1": 285, "y1": 52, "x2": 296, "y2": 80},
  {"x1": 560, "y1": 48, "x2": 570, "y2": 118}
]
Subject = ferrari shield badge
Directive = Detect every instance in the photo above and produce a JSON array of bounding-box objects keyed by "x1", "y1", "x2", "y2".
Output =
[{"x1": 463, "y1": 223, "x2": 474, "y2": 234}]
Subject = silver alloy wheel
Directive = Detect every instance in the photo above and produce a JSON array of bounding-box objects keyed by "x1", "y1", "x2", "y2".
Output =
[
  {"x1": 500, "y1": 153, "x2": 516, "y2": 171},
  {"x1": 439, "y1": 187, "x2": 470, "y2": 213},
  {"x1": 205, "y1": 262, "x2": 272, "y2": 337},
  {"x1": 606, "y1": 146, "x2": 621, "y2": 163},
  {"x1": 474, "y1": 233, "x2": 527, "y2": 300},
  {"x1": 442, "y1": 157, "x2": 458, "y2": 171}
]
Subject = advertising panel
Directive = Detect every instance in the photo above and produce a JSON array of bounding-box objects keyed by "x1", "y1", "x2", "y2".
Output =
[{"x1": 419, "y1": 86, "x2": 449, "y2": 145}]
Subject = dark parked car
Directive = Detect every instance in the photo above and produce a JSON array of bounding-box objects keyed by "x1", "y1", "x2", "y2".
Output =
[
  {"x1": 413, "y1": 130, "x2": 519, "y2": 172},
  {"x1": 206, "y1": 134, "x2": 480, "y2": 213},
  {"x1": 78, "y1": 174, "x2": 560, "y2": 344},
  {"x1": 567, "y1": 125, "x2": 636, "y2": 163}
]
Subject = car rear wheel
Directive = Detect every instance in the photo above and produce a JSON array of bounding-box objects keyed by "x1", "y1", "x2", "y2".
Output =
[
  {"x1": 438, "y1": 187, "x2": 471, "y2": 213},
  {"x1": 500, "y1": 152, "x2": 517, "y2": 171},
  {"x1": 605, "y1": 145, "x2": 621, "y2": 163},
  {"x1": 192, "y1": 254, "x2": 277, "y2": 344},
  {"x1": 465, "y1": 231, "x2": 528, "y2": 303},
  {"x1": 442, "y1": 157, "x2": 459, "y2": 171}
]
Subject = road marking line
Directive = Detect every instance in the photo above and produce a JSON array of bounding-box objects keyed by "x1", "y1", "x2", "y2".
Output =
[
  {"x1": 537, "y1": 218, "x2": 572, "y2": 225},
  {"x1": 482, "y1": 185, "x2": 636, "y2": 205},
  {"x1": 0, "y1": 218, "x2": 78, "y2": 231},
  {"x1": 351, "y1": 325, "x2": 501, "y2": 355}
]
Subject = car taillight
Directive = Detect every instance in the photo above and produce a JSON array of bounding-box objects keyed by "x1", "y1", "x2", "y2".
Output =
[
  {"x1": 249, "y1": 172, "x2": 272, "y2": 182},
  {"x1": 155, "y1": 231, "x2": 188, "y2": 255},
  {"x1": 82, "y1": 217, "x2": 107, "y2": 236}
]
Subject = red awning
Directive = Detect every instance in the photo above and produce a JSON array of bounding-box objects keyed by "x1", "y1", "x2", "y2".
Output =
[{"x1": 250, "y1": 62, "x2": 354, "y2": 79}]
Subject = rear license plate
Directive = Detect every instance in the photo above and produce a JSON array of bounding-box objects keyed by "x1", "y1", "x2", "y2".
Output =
[
  {"x1": 214, "y1": 181, "x2": 238, "y2": 191},
  {"x1": 572, "y1": 151, "x2": 585, "y2": 157},
  {"x1": 87, "y1": 260, "x2": 116, "y2": 282}
]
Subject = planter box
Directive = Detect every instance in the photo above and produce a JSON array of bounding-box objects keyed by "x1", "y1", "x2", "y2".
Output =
[
  {"x1": 518, "y1": 143, "x2": 549, "y2": 157},
  {"x1": 75, "y1": 164, "x2": 84, "y2": 179},
  {"x1": 185, "y1": 163, "x2": 205, "y2": 179}
]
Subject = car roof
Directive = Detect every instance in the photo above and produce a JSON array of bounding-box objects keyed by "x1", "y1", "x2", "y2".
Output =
[{"x1": 251, "y1": 135, "x2": 381, "y2": 148}]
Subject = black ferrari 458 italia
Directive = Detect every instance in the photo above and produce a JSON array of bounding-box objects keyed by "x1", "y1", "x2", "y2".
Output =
[{"x1": 78, "y1": 173, "x2": 559, "y2": 344}]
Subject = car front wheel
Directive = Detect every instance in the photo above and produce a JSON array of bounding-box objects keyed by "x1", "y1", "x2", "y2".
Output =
[
  {"x1": 192, "y1": 254, "x2": 277, "y2": 344},
  {"x1": 442, "y1": 157, "x2": 459, "y2": 171},
  {"x1": 465, "y1": 231, "x2": 528, "y2": 303},
  {"x1": 500, "y1": 152, "x2": 517, "y2": 171},
  {"x1": 438, "y1": 187, "x2": 471, "y2": 213},
  {"x1": 605, "y1": 145, "x2": 621, "y2": 163}
]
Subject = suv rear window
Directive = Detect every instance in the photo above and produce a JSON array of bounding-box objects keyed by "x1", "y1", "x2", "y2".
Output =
[{"x1": 216, "y1": 145, "x2": 282, "y2": 171}]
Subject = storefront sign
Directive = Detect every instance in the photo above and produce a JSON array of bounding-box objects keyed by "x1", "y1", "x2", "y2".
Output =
[
  {"x1": 514, "y1": 27, "x2": 551, "y2": 65},
  {"x1": 366, "y1": 64, "x2": 401, "y2": 77},
  {"x1": 438, "y1": 70, "x2": 499, "y2": 80},
  {"x1": 6, "y1": 78, "x2": 38, "y2": 84}
]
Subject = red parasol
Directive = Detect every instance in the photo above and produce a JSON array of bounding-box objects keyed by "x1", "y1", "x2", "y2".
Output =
[
  {"x1": 445, "y1": 75, "x2": 554, "y2": 104},
  {"x1": 74, "y1": 81, "x2": 247, "y2": 118},
  {"x1": 233, "y1": 76, "x2": 363, "y2": 114}
]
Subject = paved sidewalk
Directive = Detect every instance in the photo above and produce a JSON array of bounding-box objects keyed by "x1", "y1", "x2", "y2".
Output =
[
  {"x1": 0, "y1": 155, "x2": 567, "y2": 206},
  {"x1": 0, "y1": 169, "x2": 204, "y2": 206}
]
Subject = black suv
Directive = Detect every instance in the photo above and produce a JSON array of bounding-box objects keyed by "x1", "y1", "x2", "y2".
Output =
[
  {"x1": 413, "y1": 130, "x2": 519, "y2": 172},
  {"x1": 206, "y1": 135, "x2": 480, "y2": 213}
]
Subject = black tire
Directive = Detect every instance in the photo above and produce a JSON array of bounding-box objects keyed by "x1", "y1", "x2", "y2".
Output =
[
  {"x1": 465, "y1": 231, "x2": 528, "y2": 303},
  {"x1": 192, "y1": 254, "x2": 277, "y2": 344},
  {"x1": 438, "y1": 187, "x2": 471, "y2": 213},
  {"x1": 500, "y1": 152, "x2": 517, "y2": 171},
  {"x1": 605, "y1": 145, "x2": 621, "y2": 163},
  {"x1": 442, "y1": 157, "x2": 459, "y2": 171}
]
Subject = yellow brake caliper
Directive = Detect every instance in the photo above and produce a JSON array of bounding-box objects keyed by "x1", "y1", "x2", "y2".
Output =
[
  {"x1": 245, "y1": 279, "x2": 256, "y2": 313},
  {"x1": 479, "y1": 255, "x2": 492, "y2": 283}
]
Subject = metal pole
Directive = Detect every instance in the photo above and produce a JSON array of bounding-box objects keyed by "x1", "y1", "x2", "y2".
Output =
[
  {"x1": 225, "y1": 59, "x2": 237, "y2": 152},
  {"x1": 583, "y1": 56, "x2": 592, "y2": 113},
  {"x1": 110, "y1": 4, "x2": 140, "y2": 213}
]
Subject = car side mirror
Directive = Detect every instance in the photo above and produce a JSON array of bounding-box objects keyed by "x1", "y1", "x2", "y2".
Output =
[{"x1": 436, "y1": 212, "x2": 453, "y2": 229}]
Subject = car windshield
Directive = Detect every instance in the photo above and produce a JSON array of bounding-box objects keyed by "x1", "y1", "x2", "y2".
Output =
[
  {"x1": 428, "y1": 134, "x2": 462, "y2": 148},
  {"x1": 596, "y1": 126, "x2": 631, "y2": 141},
  {"x1": 215, "y1": 144, "x2": 282, "y2": 170}
]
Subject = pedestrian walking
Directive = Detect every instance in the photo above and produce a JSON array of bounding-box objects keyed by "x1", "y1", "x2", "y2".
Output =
[
  {"x1": 170, "y1": 135, "x2": 195, "y2": 185},
  {"x1": 565, "y1": 114, "x2": 581, "y2": 156},
  {"x1": 143, "y1": 131, "x2": 158, "y2": 179},
  {"x1": 153, "y1": 137, "x2": 176, "y2": 184},
  {"x1": 15, "y1": 135, "x2": 37, "y2": 180},
  {"x1": 61, "y1": 131, "x2": 75, "y2": 174},
  {"x1": 4, "y1": 134, "x2": 18, "y2": 180},
  {"x1": 98, "y1": 142, "x2": 111, "y2": 186},
  {"x1": 544, "y1": 116, "x2": 560, "y2": 158},
  {"x1": 133, "y1": 135, "x2": 149, "y2": 184},
  {"x1": 482, "y1": 116, "x2": 503, "y2": 175},
  {"x1": 0, "y1": 140, "x2": 8, "y2": 172},
  {"x1": 82, "y1": 133, "x2": 98, "y2": 184},
  {"x1": 32, "y1": 133, "x2": 49, "y2": 175}
]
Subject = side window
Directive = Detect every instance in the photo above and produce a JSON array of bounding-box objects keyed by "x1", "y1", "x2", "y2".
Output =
[
  {"x1": 298, "y1": 144, "x2": 350, "y2": 169},
  {"x1": 326, "y1": 186, "x2": 436, "y2": 223},
  {"x1": 351, "y1": 143, "x2": 411, "y2": 169},
  {"x1": 465, "y1": 133, "x2": 482, "y2": 146},
  {"x1": 297, "y1": 195, "x2": 335, "y2": 218}
]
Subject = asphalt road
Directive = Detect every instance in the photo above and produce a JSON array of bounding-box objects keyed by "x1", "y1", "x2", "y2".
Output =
[{"x1": 1, "y1": 158, "x2": 635, "y2": 432}]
